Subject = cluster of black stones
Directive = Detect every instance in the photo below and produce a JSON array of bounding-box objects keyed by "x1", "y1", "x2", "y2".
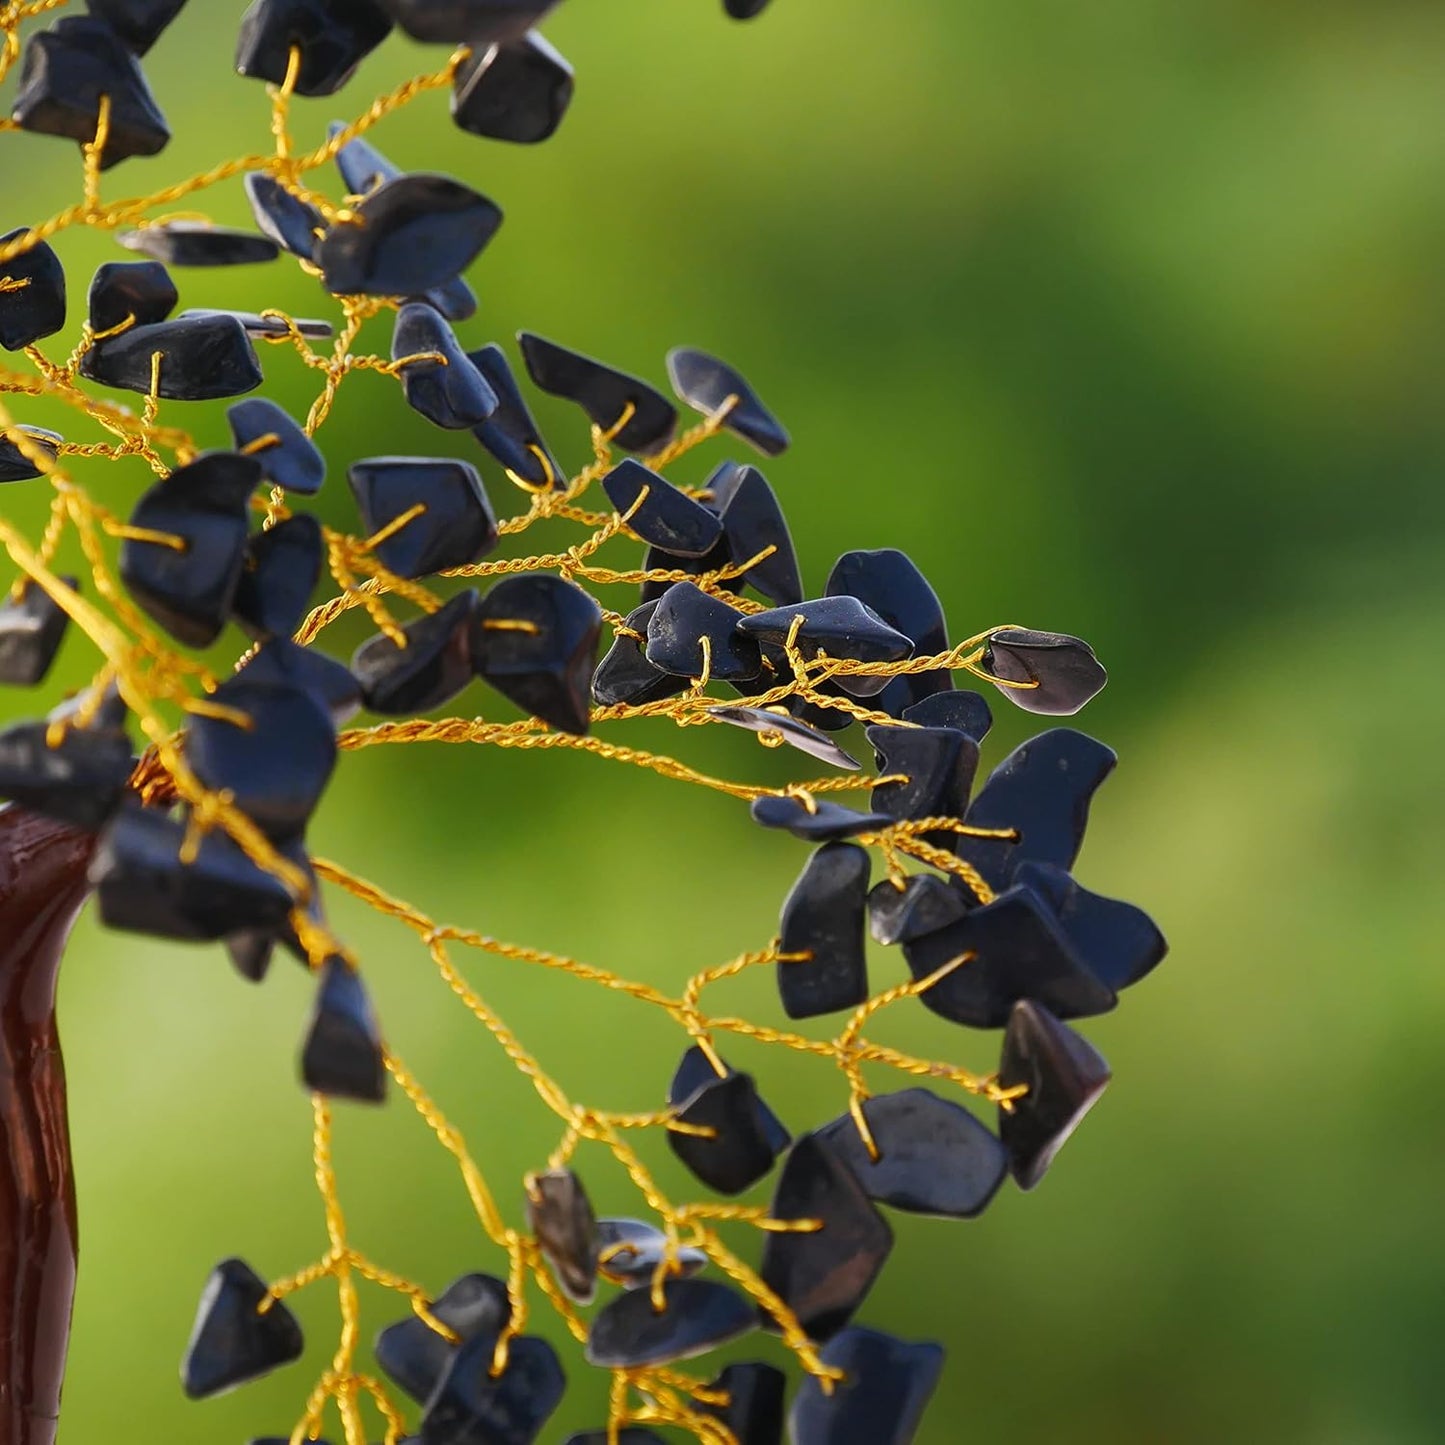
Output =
[{"x1": 0, "y1": 2, "x2": 1168, "y2": 1443}]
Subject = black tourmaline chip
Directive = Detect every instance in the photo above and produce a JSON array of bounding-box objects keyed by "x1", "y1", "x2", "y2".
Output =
[
  {"x1": 518, "y1": 331, "x2": 677, "y2": 454},
  {"x1": 591, "y1": 601, "x2": 688, "y2": 709},
  {"x1": 0, "y1": 229, "x2": 66, "y2": 351},
  {"x1": 585, "y1": 1278, "x2": 755, "y2": 1368},
  {"x1": 638, "y1": 534, "x2": 735, "y2": 607},
  {"x1": 671, "y1": 1045, "x2": 791, "y2": 1152},
  {"x1": 471, "y1": 574, "x2": 603, "y2": 735},
  {"x1": 0, "y1": 576, "x2": 76, "y2": 685},
  {"x1": 739, "y1": 597, "x2": 912, "y2": 673},
  {"x1": 645, "y1": 581, "x2": 760, "y2": 682},
  {"x1": 595, "y1": 1219, "x2": 708, "y2": 1289},
  {"x1": 0, "y1": 424, "x2": 61, "y2": 481},
  {"x1": 452, "y1": 32, "x2": 574, "y2": 143},
  {"x1": 391, "y1": 304, "x2": 497, "y2": 429},
  {"x1": 0, "y1": 691, "x2": 133, "y2": 829},
  {"x1": 232, "y1": 514, "x2": 324, "y2": 639},
  {"x1": 12, "y1": 17, "x2": 171, "y2": 167},
  {"x1": 669, "y1": 1068, "x2": 786, "y2": 1196},
  {"x1": 666, "y1": 348, "x2": 790, "y2": 457},
  {"x1": 866, "y1": 874, "x2": 968, "y2": 947},
  {"x1": 223, "y1": 840, "x2": 319, "y2": 983},
  {"x1": 902, "y1": 687, "x2": 992, "y2": 743},
  {"x1": 421, "y1": 1331, "x2": 565, "y2": 1445},
  {"x1": 181, "y1": 1257, "x2": 304, "y2": 1399},
  {"x1": 789, "y1": 1326, "x2": 944, "y2": 1445},
  {"x1": 526, "y1": 1168, "x2": 598, "y2": 1304},
  {"x1": 604, "y1": 458, "x2": 724, "y2": 559},
  {"x1": 353, "y1": 589, "x2": 480, "y2": 716},
  {"x1": 227, "y1": 398, "x2": 326, "y2": 495},
  {"x1": 777, "y1": 843, "x2": 870, "y2": 1020},
  {"x1": 235, "y1": 0, "x2": 393, "y2": 98},
  {"x1": 759, "y1": 1135, "x2": 893, "y2": 1342},
  {"x1": 815, "y1": 1088, "x2": 1008, "y2": 1218},
  {"x1": 119, "y1": 450, "x2": 260, "y2": 646},
  {"x1": 708, "y1": 704, "x2": 859, "y2": 770},
  {"x1": 903, "y1": 883, "x2": 1116, "y2": 1029},
  {"x1": 328, "y1": 121, "x2": 397, "y2": 194},
  {"x1": 118, "y1": 223, "x2": 280, "y2": 267},
  {"x1": 981, "y1": 628, "x2": 1107, "y2": 715},
  {"x1": 244, "y1": 173, "x2": 325, "y2": 258},
  {"x1": 700, "y1": 1361, "x2": 787, "y2": 1445},
  {"x1": 749, "y1": 795, "x2": 892, "y2": 843},
  {"x1": 238, "y1": 637, "x2": 362, "y2": 725},
  {"x1": 866, "y1": 724, "x2": 977, "y2": 824},
  {"x1": 179, "y1": 306, "x2": 333, "y2": 341},
  {"x1": 317, "y1": 174, "x2": 503, "y2": 297},
  {"x1": 301, "y1": 956, "x2": 386, "y2": 1103},
  {"x1": 85, "y1": 0, "x2": 188, "y2": 54},
  {"x1": 87, "y1": 259, "x2": 177, "y2": 332},
  {"x1": 998, "y1": 999, "x2": 1111, "y2": 1189},
  {"x1": 80, "y1": 312, "x2": 264, "y2": 400},
  {"x1": 349, "y1": 457, "x2": 498, "y2": 578},
  {"x1": 375, "y1": 1271, "x2": 510, "y2": 1405},
  {"x1": 468, "y1": 343, "x2": 562, "y2": 488},
  {"x1": 726, "y1": 0, "x2": 773, "y2": 16},
  {"x1": 378, "y1": 0, "x2": 559, "y2": 45},
  {"x1": 709, "y1": 463, "x2": 803, "y2": 606},
  {"x1": 564, "y1": 1432, "x2": 665, "y2": 1445}
]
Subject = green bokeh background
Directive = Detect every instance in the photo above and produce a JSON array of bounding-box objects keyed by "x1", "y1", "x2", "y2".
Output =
[{"x1": 3, "y1": 1, "x2": 1445, "y2": 1441}]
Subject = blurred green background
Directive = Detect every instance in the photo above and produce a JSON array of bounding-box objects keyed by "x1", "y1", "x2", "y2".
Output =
[{"x1": 3, "y1": 0, "x2": 1445, "y2": 1440}]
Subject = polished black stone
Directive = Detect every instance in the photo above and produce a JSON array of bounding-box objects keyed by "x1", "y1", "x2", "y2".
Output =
[
  {"x1": 232, "y1": 514, "x2": 323, "y2": 639},
  {"x1": 471, "y1": 574, "x2": 602, "y2": 734},
  {"x1": 318, "y1": 174, "x2": 503, "y2": 298},
  {"x1": 595, "y1": 1218, "x2": 708, "y2": 1289},
  {"x1": 789, "y1": 1326, "x2": 943, "y2": 1445},
  {"x1": 738, "y1": 598, "x2": 912, "y2": 675},
  {"x1": 526, "y1": 1168, "x2": 597, "y2": 1303},
  {"x1": 586, "y1": 1277, "x2": 754, "y2": 1368},
  {"x1": 181, "y1": 1257, "x2": 304, "y2": 1399},
  {"x1": 467, "y1": 343, "x2": 561, "y2": 487},
  {"x1": 749, "y1": 795, "x2": 892, "y2": 843},
  {"x1": 301, "y1": 955, "x2": 386, "y2": 1103},
  {"x1": 0, "y1": 229, "x2": 66, "y2": 351},
  {"x1": 0, "y1": 695, "x2": 134, "y2": 829},
  {"x1": 118, "y1": 222, "x2": 280, "y2": 267},
  {"x1": 604, "y1": 458, "x2": 724, "y2": 559},
  {"x1": 80, "y1": 312, "x2": 264, "y2": 399},
  {"x1": 423, "y1": 272, "x2": 479, "y2": 322},
  {"x1": 866, "y1": 724, "x2": 977, "y2": 825},
  {"x1": 564, "y1": 1433, "x2": 665, "y2": 1445},
  {"x1": 638, "y1": 534, "x2": 735, "y2": 606},
  {"x1": 901, "y1": 687, "x2": 992, "y2": 743},
  {"x1": 759, "y1": 1135, "x2": 892, "y2": 1341},
  {"x1": 12, "y1": 17, "x2": 170, "y2": 167},
  {"x1": 711, "y1": 464, "x2": 803, "y2": 606},
  {"x1": 517, "y1": 331, "x2": 677, "y2": 453},
  {"x1": 669, "y1": 1045, "x2": 791, "y2": 1156},
  {"x1": 378, "y1": 0, "x2": 559, "y2": 45},
  {"x1": 245, "y1": 173, "x2": 325, "y2": 258},
  {"x1": 86, "y1": 0, "x2": 187, "y2": 53},
  {"x1": 235, "y1": 0, "x2": 393, "y2": 98},
  {"x1": 392, "y1": 303, "x2": 498, "y2": 429},
  {"x1": 999, "y1": 999, "x2": 1110, "y2": 1189},
  {"x1": 376, "y1": 1271, "x2": 510, "y2": 1405},
  {"x1": 87, "y1": 258, "x2": 176, "y2": 333},
  {"x1": 777, "y1": 842, "x2": 870, "y2": 1020},
  {"x1": 227, "y1": 397, "x2": 326, "y2": 495},
  {"x1": 669, "y1": 1069, "x2": 786, "y2": 1196},
  {"x1": 238, "y1": 637, "x2": 362, "y2": 725},
  {"x1": 708, "y1": 703, "x2": 859, "y2": 770},
  {"x1": 329, "y1": 122, "x2": 398, "y2": 195},
  {"x1": 815, "y1": 1088, "x2": 1008, "y2": 1218},
  {"x1": 178, "y1": 306, "x2": 334, "y2": 340},
  {"x1": 591, "y1": 601, "x2": 688, "y2": 709},
  {"x1": 903, "y1": 883, "x2": 1116, "y2": 1029},
  {"x1": 223, "y1": 845, "x2": 317, "y2": 983},
  {"x1": 350, "y1": 456, "x2": 498, "y2": 578},
  {"x1": 0, "y1": 424, "x2": 61, "y2": 482},
  {"x1": 826, "y1": 549, "x2": 948, "y2": 704},
  {"x1": 452, "y1": 31, "x2": 573, "y2": 143},
  {"x1": 982, "y1": 628, "x2": 1107, "y2": 715},
  {"x1": 666, "y1": 347, "x2": 789, "y2": 456},
  {"x1": 645, "y1": 581, "x2": 760, "y2": 682},
  {"x1": 353, "y1": 588, "x2": 480, "y2": 715},
  {"x1": 725, "y1": 0, "x2": 773, "y2": 15},
  {"x1": 700, "y1": 1361, "x2": 786, "y2": 1445},
  {"x1": 0, "y1": 576, "x2": 76, "y2": 685},
  {"x1": 421, "y1": 1330, "x2": 565, "y2": 1445},
  {"x1": 866, "y1": 874, "x2": 968, "y2": 947}
]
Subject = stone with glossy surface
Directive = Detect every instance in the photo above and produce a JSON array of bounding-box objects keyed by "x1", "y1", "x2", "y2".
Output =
[
  {"x1": 788, "y1": 1327, "x2": 944, "y2": 1445},
  {"x1": 669, "y1": 1069, "x2": 785, "y2": 1196},
  {"x1": 118, "y1": 223, "x2": 279, "y2": 267},
  {"x1": 0, "y1": 229, "x2": 66, "y2": 351},
  {"x1": 329, "y1": 122, "x2": 397, "y2": 195},
  {"x1": 85, "y1": 0, "x2": 187, "y2": 53},
  {"x1": 227, "y1": 398, "x2": 326, "y2": 495},
  {"x1": 667, "y1": 348, "x2": 789, "y2": 457},
  {"x1": 712, "y1": 465, "x2": 803, "y2": 605},
  {"x1": 378, "y1": 0, "x2": 559, "y2": 45},
  {"x1": 375, "y1": 1271, "x2": 509, "y2": 1404},
  {"x1": 235, "y1": 0, "x2": 393, "y2": 97},
  {"x1": 866, "y1": 874, "x2": 968, "y2": 947},
  {"x1": 301, "y1": 956, "x2": 385, "y2": 1103},
  {"x1": 866, "y1": 725, "x2": 977, "y2": 839},
  {"x1": 604, "y1": 458, "x2": 724, "y2": 558},
  {"x1": 420, "y1": 1331, "x2": 565, "y2": 1445},
  {"x1": 777, "y1": 843, "x2": 870, "y2": 1020},
  {"x1": 526, "y1": 1168, "x2": 597, "y2": 1303},
  {"x1": 670, "y1": 1045, "x2": 790, "y2": 1154},
  {"x1": 981, "y1": 628, "x2": 1107, "y2": 715},
  {"x1": 238, "y1": 638, "x2": 362, "y2": 725},
  {"x1": 468, "y1": 343, "x2": 562, "y2": 487},
  {"x1": 80, "y1": 313, "x2": 263, "y2": 400},
  {"x1": 353, "y1": 589, "x2": 480, "y2": 716},
  {"x1": 738, "y1": 598, "x2": 911, "y2": 673},
  {"x1": 708, "y1": 704, "x2": 859, "y2": 770},
  {"x1": 0, "y1": 698, "x2": 133, "y2": 829},
  {"x1": 232, "y1": 514, "x2": 323, "y2": 639},
  {"x1": 586, "y1": 1278, "x2": 754, "y2": 1368},
  {"x1": 749, "y1": 795, "x2": 892, "y2": 843},
  {"x1": 0, "y1": 424, "x2": 61, "y2": 482},
  {"x1": 244, "y1": 173, "x2": 325, "y2": 258},
  {"x1": 700, "y1": 1361, "x2": 786, "y2": 1445},
  {"x1": 901, "y1": 687, "x2": 992, "y2": 743},
  {"x1": 452, "y1": 31, "x2": 573, "y2": 143},
  {"x1": 0, "y1": 578, "x2": 76, "y2": 686},
  {"x1": 595, "y1": 1219, "x2": 708, "y2": 1289},
  {"x1": 181, "y1": 1257, "x2": 303, "y2": 1399},
  {"x1": 87, "y1": 258, "x2": 176, "y2": 332},
  {"x1": 826, "y1": 549, "x2": 948, "y2": 704},
  {"x1": 591, "y1": 602, "x2": 688, "y2": 709},
  {"x1": 645, "y1": 581, "x2": 760, "y2": 682},
  {"x1": 349, "y1": 457, "x2": 498, "y2": 579},
  {"x1": 179, "y1": 306, "x2": 333, "y2": 341},
  {"x1": 638, "y1": 534, "x2": 735, "y2": 606},
  {"x1": 392, "y1": 303, "x2": 498, "y2": 429}
]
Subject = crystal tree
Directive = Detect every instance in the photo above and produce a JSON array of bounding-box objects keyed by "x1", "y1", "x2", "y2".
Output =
[{"x1": 0, "y1": 3, "x2": 1168, "y2": 1443}]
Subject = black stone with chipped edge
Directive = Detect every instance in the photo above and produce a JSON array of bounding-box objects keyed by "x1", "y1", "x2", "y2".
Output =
[
  {"x1": 666, "y1": 347, "x2": 789, "y2": 457},
  {"x1": 713, "y1": 464, "x2": 803, "y2": 606},
  {"x1": 0, "y1": 228, "x2": 66, "y2": 351},
  {"x1": 669, "y1": 1045, "x2": 790, "y2": 1156},
  {"x1": 420, "y1": 1330, "x2": 565, "y2": 1445},
  {"x1": 645, "y1": 581, "x2": 760, "y2": 682},
  {"x1": 750, "y1": 795, "x2": 892, "y2": 843},
  {"x1": 391, "y1": 303, "x2": 498, "y2": 429},
  {"x1": 866, "y1": 723, "x2": 978, "y2": 830},
  {"x1": 227, "y1": 397, "x2": 326, "y2": 496},
  {"x1": 378, "y1": 0, "x2": 559, "y2": 45},
  {"x1": 826, "y1": 549, "x2": 948, "y2": 705},
  {"x1": 349, "y1": 456, "x2": 498, "y2": 579},
  {"x1": 375, "y1": 1271, "x2": 510, "y2": 1405},
  {"x1": 585, "y1": 1278, "x2": 755, "y2": 1368},
  {"x1": 708, "y1": 703, "x2": 859, "y2": 771},
  {"x1": 85, "y1": 0, "x2": 188, "y2": 54},
  {"x1": 700, "y1": 1361, "x2": 787, "y2": 1445},
  {"x1": 738, "y1": 597, "x2": 912, "y2": 672},
  {"x1": 0, "y1": 425, "x2": 62, "y2": 482},
  {"x1": 901, "y1": 687, "x2": 992, "y2": 743},
  {"x1": 235, "y1": 0, "x2": 393, "y2": 98},
  {"x1": 245, "y1": 173, "x2": 325, "y2": 258},
  {"x1": 118, "y1": 223, "x2": 279, "y2": 267},
  {"x1": 301, "y1": 956, "x2": 386, "y2": 1103},
  {"x1": 0, "y1": 575, "x2": 77, "y2": 686},
  {"x1": 180, "y1": 1257, "x2": 304, "y2": 1399},
  {"x1": 526, "y1": 1168, "x2": 598, "y2": 1304},
  {"x1": 232, "y1": 513, "x2": 324, "y2": 639},
  {"x1": 468, "y1": 343, "x2": 563, "y2": 488},
  {"x1": 788, "y1": 1326, "x2": 944, "y2": 1445},
  {"x1": 595, "y1": 1218, "x2": 708, "y2": 1289},
  {"x1": 668, "y1": 1069, "x2": 785, "y2": 1196},
  {"x1": 452, "y1": 31, "x2": 574, "y2": 143},
  {"x1": 638, "y1": 534, "x2": 735, "y2": 607},
  {"x1": 866, "y1": 874, "x2": 969, "y2": 947},
  {"x1": 238, "y1": 638, "x2": 362, "y2": 725},
  {"x1": 603, "y1": 457, "x2": 724, "y2": 559},
  {"x1": 179, "y1": 306, "x2": 333, "y2": 341},
  {"x1": 777, "y1": 842, "x2": 870, "y2": 1020},
  {"x1": 591, "y1": 601, "x2": 689, "y2": 709},
  {"x1": 0, "y1": 694, "x2": 134, "y2": 829},
  {"x1": 80, "y1": 313, "x2": 264, "y2": 400},
  {"x1": 87, "y1": 258, "x2": 176, "y2": 333},
  {"x1": 352, "y1": 588, "x2": 480, "y2": 716},
  {"x1": 982, "y1": 628, "x2": 1107, "y2": 715}
]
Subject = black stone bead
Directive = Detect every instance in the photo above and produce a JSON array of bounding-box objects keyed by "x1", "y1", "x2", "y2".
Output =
[
  {"x1": 981, "y1": 628, "x2": 1107, "y2": 715},
  {"x1": 421, "y1": 1331, "x2": 565, "y2": 1445},
  {"x1": 0, "y1": 694, "x2": 134, "y2": 829},
  {"x1": 317, "y1": 174, "x2": 503, "y2": 298},
  {"x1": 788, "y1": 1326, "x2": 944, "y2": 1445},
  {"x1": 423, "y1": 272, "x2": 479, "y2": 322},
  {"x1": 669, "y1": 1069, "x2": 786, "y2": 1196},
  {"x1": 237, "y1": 637, "x2": 362, "y2": 725},
  {"x1": 471, "y1": 574, "x2": 602, "y2": 734},
  {"x1": 645, "y1": 581, "x2": 760, "y2": 681},
  {"x1": 586, "y1": 1278, "x2": 755, "y2": 1369},
  {"x1": 329, "y1": 121, "x2": 397, "y2": 194},
  {"x1": 700, "y1": 1362, "x2": 786, "y2": 1445},
  {"x1": 85, "y1": 0, "x2": 187, "y2": 54},
  {"x1": 525, "y1": 1167, "x2": 597, "y2": 1304},
  {"x1": 180, "y1": 1257, "x2": 304, "y2": 1399},
  {"x1": 815, "y1": 1088, "x2": 1008, "y2": 1218},
  {"x1": 178, "y1": 306, "x2": 334, "y2": 340},
  {"x1": 604, "y1": 458, "x2": 724, "y2": 559},
  {"x1": 710, "y1": 464, "x2": 803, "y2": 606},
  {"x1": 759, "y1": 1135, "x2": 892, "y2": 1341},
  {"x1": 244, "y1": 173, "x2": 325, "y2": 258},
  {"x1": 349, "y1": 457, "x2": 498, "y2": 579},
  {"x1": 391, "y1": 304, "x2": 497, "y2": 429},
  {"x1": 591, "y1": 601, "x2": 688, "y2": 708},
  {"x1": 866, "y1": 724, "x2": 977, "y2": 824},
  {"x1": 452, "y1": 31, "x2": 573, "y2": 143},
  {"x1": 467, "y1": 343, "x2": 562, "y2": 488},
  {"x1": 352, "y1": 588, "x2": 480, "y2": 716},
  {"x1": 998, "y1": 999, "x2": 1111, "y2": 1189},
  {"x1": 825, "y1": 549, "x2": 948, "y2": 704},
  {"x1": 376, "y1": 1272, "x2": 510, "y2": 1404},
  {"x1": 0, "y1": 576, "x2": 76, "y2": 685},
  {"x1": 564, "y1": 1432, "x2": 665, "y2": 1445},
  {"x1": 378, "y1": 0, "x2": 559, "y2": 45},
  {"x1": 235, "y1": 0, "x2": 393, "y2": 98},
  {"x1": 666, "y1": 348, "x2": 789, "y2": 457},
  {"x1": 725, "y1": 0, "x2": 773, "y2": 15},
  {"x1": 901, "y1": 687, "x2": 992, "y2": 743},
  {"x1": 738, "y1": 597, "x2": 913, "y2": 675},
  {"x1": 777, "y1": 842, "x2": 870, "y2": 1020},
  {"x1": 227, "y1": 398, "x2": 326, "y2": 495},
  {"x1": 517, "y1": 331, "x2": 677, "y2": 454},
  {"x1": 301, "y1": 956, "x2": 386, "y2": 1103},
  {"x1": 638, "y1": 534, "x2": 735, "y2": 606},
  {"x1": 232, "y1": 514, "x2": 323, "y2": 640},
  {"x1": 902, "y1": 883, "x2": 1116, "y2": 1029},
  {"x1": 12, "y1": 16, "x2": 170, "y2": 167},
  {"x1": 866, "y1": 874, "x2": 968, "y2": 947},
  {"x1": 708, "y1": 703, "x2": 859, "y2": 771},
  {"x1": 595, "y1": 1218, "x2": 708, "y2": 1289},
  {"x1": 118, "y1": 223, "x2": 280, "y2": 267},
  {"x1": 80, "y1": 312, "x2": 264, "y2": 400},
  {"x1": 749, "y1": 795, "x2": 892, "y2": 843},
  {"x1": 0, "y1": 228, "x2": 66, "y2": 351},
  {"x1": 87, "y1": 259, "x2": 176, "y2": 333},
  {"x1": 0, "y1": 424, "x2": 61, "y2": 482},
  {"x1": 669, "y1": 1044, "x2": 790, "y2": 1153}
]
